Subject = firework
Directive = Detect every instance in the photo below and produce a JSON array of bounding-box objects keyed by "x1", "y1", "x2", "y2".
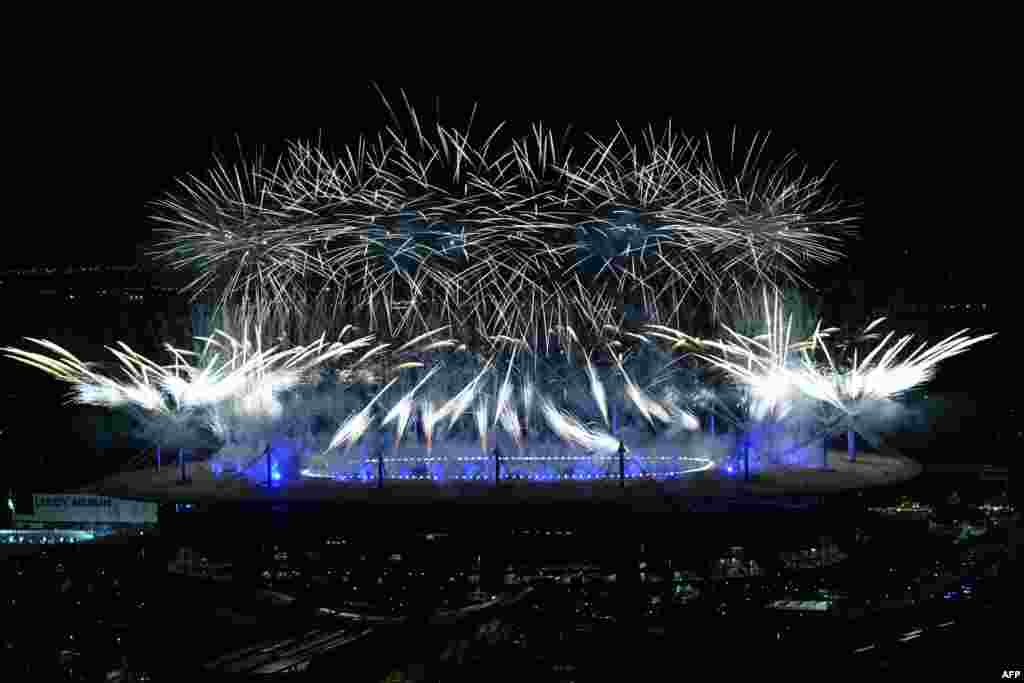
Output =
[
  {"x1": 418, "y1": 399, "x2": 442, "y2": 453},
  {"x1": 663, "y1": 290, "x2": 995, "y2": 433},
  {"x1": 498, "y1": 402, "x2": 524, "y2": 453},
  {"x1": 440, "y1": 361, "x2": 491, "y2": 431},
  {"x1": 538, "y1": 396, "x2": 620, "y2": 456},
  {"x1": 612, "y1": 351, "x2": 672, "y2": 431},
  {"x1": 148, "y1": 90, "x2": 855, "y2": 351},
  {"x1": 383, "y1": 397, "x2": 415, "y2": 452},
  {"x1": 792, "y1": 326, "x2": 997, "y2": 413},
  {"x1": 382, "y1": 364, "x2": 443, "y2": 450},
  {"x1": 584, "y1": 352, "x2": 610, "y2": 431},
  {"x1": 676, "y1": 290, "x2": 809, "y2": 421},
  {"x1": 475, "y1": 394, "x2": 491, "y2": 455},
  {"x1": 659, "y1": 389, "x2": 702, "y2": 435},
  {"x1": 2, "y1": 331, "x2": 382, "y2": 454},
  {"x1": 324, "y1": 378, "x2": 398, "y2": 454},
  {"x1": 520, "y1": 380, "x2": 535, "y2": 438},
  {"x1": 3, "y1": 338, "x2": 167, "y2": 412}
]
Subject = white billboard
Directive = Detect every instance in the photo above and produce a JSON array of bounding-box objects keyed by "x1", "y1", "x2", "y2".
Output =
[{"x1": 14, "y1": 494, "x2": 158, "y2": 525}]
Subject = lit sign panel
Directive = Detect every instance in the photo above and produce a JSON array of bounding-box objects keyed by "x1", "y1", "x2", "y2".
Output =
[{"x1": 14, "y1": 494, "x2": 158, "y2": 525}]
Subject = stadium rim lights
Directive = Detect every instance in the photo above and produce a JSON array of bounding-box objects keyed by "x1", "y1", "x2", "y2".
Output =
[
  {"x1": 299, "y1": 456, "x2": 713, "y2": 482},
  {"x1": 364, "y1": 455, "x2": 712, "y2": 464}
]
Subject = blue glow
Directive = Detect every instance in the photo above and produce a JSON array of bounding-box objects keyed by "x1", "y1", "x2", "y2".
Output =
[{"x1": 233, "y1": 430, "x2": 715, "y2": 487}]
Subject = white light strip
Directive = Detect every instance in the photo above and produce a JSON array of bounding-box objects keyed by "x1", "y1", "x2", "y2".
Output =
[
  {"x1": 360, "y1": 455, "x2": 711, "y2": 464},
  {"x1": 299, "y1": 456, "x2": 714, "y2": 483}
]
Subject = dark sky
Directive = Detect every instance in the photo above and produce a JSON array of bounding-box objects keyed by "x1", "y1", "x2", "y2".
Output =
[{"x1": 12, "y1": 59, "x2": 1003, "y2": 302}]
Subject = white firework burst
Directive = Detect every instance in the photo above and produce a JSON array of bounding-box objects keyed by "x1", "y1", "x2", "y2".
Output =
[{"x1": 148, "y1": 88, "x2": 855, "y2": 351}]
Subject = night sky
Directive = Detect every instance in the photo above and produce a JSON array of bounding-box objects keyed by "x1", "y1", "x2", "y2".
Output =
[{"x1": 12, "y1": 62, "x2": 1003, "y2": 304}]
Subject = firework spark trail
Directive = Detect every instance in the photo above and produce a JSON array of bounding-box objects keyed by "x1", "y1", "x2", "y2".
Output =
[
  {"x1": 2, "y1": 339, "x2": 243, "y2": 452},
  {"x1": 493, "y1": 347, "x2": 519, "y2": 431},
  {"x1": 791, "y1": 326, "x2": 997, "y2": 414},
  {"x1": 419, "y1": 399, "x2": 442, "y2": 453},
  {"x1": 1, "y1": 337, "x2": 264, "y2": 413},
  {"x1": 382, "y1": 364, "x2": 443, "y2": 449},
  {"x1": 71, "y1": 382, "x2": 167, "y2": 414},
  {"x1": 475, "y1": 394, "x2": 491, "y2": 455},
  {"x1": 538, "y1": 396, "x2": 620, "y2": 456},
  {"x1": 659, "y1": 389, "x2": 701, "y2": 435},
  {"x1": 157, "y1": 328, "x2": 375, "y2": 411},
  {"x1": 584, "y1": 351, "x2": 610, "y2": 430},
  {"x1": 673, "y1": 290, "x2": 811, "y2": 421},
  {"x1": 234, "y1": 370, "x2": 298, "y2": 419},
  {"x1": 499, "y1": 403, "x2": 524, "y2": 453},
  {"x1": 521, "y1": 380, "x2": 535, "y2": 438},
  {"x1": 166, "y1": 328, "x2": 381, "y2": 415},
  {"x1": 491, "y1": 368, "x2": 520, "y2": 448},
  {"x1": 611, "y1": 351, "x2": 672, "y2": 431},
  {"x1": 325, "y1": 377, "x2": 399, "y2": 454},
  {"x1": 159, "y1": 356, "x2": 281, "y2": 411},
  {"x1": 658, "y1": 289, "x2": 995, "y2": 433},
  {"x1": 383, "y1": 397, "x2": 415, "y2": 451},
  {"x1": 3, "y1": 332, "x2": 391, "y2": 458},
  {"x1": 2, "y1": 339, "x2": 169, "y2": 412},
  {"x1": 438, "y1": 361, "x2": 491, "y2": 432}
]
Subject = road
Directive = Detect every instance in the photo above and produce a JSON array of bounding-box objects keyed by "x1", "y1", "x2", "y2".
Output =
[{"x1": 201, "y1": 586, "x2": 533, "y2": 675}]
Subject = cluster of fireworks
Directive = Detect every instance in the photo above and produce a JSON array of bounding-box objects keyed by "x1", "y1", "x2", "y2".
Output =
[
  {"x1": 2, "y1": 288, "x2": 994, "y2": 483},
  {"x1": 646, "y1": 290, "x2": 995, "y2": 471},
  {"x1": 3, "y1": 326, "x2": 715, "y2": 482},
  {"x1": 3, "y1": 90, "x2": 997, "y2": 486},
  {"x1": 149, "y1": 90, "x2": 855, "y2": 351}
]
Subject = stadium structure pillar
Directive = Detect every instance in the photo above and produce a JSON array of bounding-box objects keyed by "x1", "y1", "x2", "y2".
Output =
[
  {"x1": 176, "y1": 448, "x2": 191, "y2": 484},
  {"x1": 618, "y1": 441, "x2": 626, "y2": 489},
  {"x1": 743, "y1": 435, "x2": 751, "y2": 482},
  {"x1": 265, "y1": 445, "x2": 272, "y2": 488}
]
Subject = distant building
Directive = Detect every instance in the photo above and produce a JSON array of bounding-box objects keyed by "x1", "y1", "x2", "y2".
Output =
[{"x1": 6, "y1": 492, "x2": 158, "y2": 539}]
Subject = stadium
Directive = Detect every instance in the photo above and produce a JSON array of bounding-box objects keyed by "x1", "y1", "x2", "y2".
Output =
[{"x1": 2, "y1": 91, "x2": 989, "y2": 512}]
